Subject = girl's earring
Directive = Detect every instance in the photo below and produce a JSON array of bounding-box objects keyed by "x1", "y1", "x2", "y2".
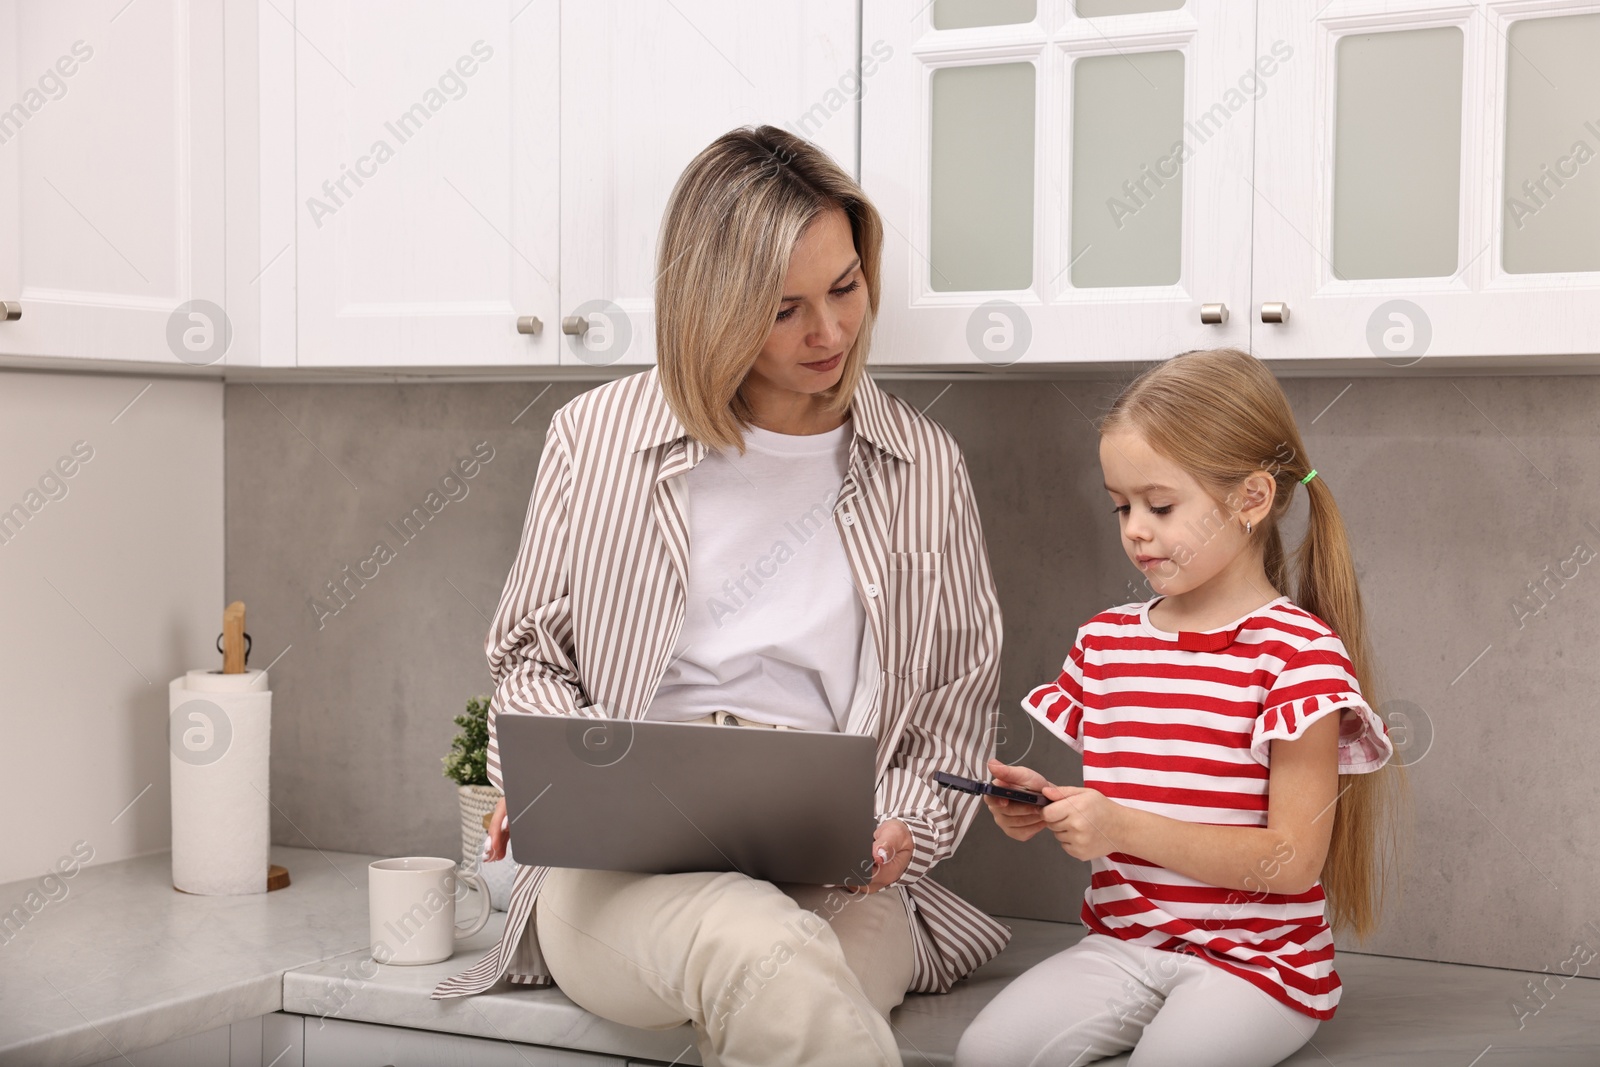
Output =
[{"x1": 1245, "y1": 519, "x2": 1253, "y2": 535}]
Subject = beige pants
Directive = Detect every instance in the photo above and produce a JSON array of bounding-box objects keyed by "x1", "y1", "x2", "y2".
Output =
[{"x1": 534, "y1": 711, "x2": 915, "y2": 1067}]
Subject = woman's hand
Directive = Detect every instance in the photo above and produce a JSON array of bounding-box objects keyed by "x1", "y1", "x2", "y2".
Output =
[
  {"x1": 983, "y1": 758, "x2": 1054, "y2": 842},
  {"x1": 482, "y1": 795, "x2": 509, "y2": 862},
  {"x1": 848, "y1": 818, "x2": 914, "y2": 893},
  {"x1": 1040, "y1": 785, "x2": 1124, "y2": 861}
]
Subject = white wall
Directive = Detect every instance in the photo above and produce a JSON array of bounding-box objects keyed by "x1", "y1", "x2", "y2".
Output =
[{"x1": 0, "y1": 369, "x2": 223, "y2": 884}]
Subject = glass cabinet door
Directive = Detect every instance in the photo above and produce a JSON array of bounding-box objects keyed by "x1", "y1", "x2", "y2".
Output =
[
  {"x1": 1253, "y1": 1, "x2": 1600, "y2": 363},
  {"x1": 863, "y1": 0, "x2": 1255, "y2": 367}
]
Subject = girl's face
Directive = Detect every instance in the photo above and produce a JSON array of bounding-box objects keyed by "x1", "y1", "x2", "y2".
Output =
[
  {"x1": 745, "y1": 206, "x2": 868, "y2": 402},
  {"x1": 1100, "y1": 428, "x2": 1270, "y2": 596}
]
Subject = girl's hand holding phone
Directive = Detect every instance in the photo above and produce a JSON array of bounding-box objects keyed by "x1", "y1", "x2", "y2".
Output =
[
  {"x1": 1039, "y1": 784, "x2": 1124, "y2": 862},
  {"x1": 985, "y1": 759, "x2": 1128, "y2": 860},
  {"x1": 983, "y1": 758, "x2": 1054, "y2": 842}
]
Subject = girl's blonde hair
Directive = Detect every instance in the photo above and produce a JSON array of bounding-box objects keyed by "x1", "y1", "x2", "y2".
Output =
[
  {"x1": 1101, "y1": 346, "x2": 1405, "y2": 940},
  {"x1": 654, "y1": 125, "x2": 883, "y2": 452}
]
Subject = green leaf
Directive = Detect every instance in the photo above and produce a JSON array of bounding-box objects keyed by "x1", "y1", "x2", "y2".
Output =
[{"x1": 442, "y1": 694, "x2": 492, "y2": 785}]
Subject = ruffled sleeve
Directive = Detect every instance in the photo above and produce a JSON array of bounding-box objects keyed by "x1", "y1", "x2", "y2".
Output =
[
  {"x1": 1021, "y1": 624, "x2": 1089, "y2": 753},
  {"x1": 1251, "y1": 634, "x2": 1392, "y2": 773}
]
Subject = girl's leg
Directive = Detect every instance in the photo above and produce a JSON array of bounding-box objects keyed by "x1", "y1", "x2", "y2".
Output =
[
  {"x1": 1127, "y1": 953, "x2": 1320, "y2": 1067},
  {"x1": 954, "y1": 933, "x2": 1163, "y2": 1067},
  {"x1": 535, "y1": 866, "x2": 901, "y2": 1067}
]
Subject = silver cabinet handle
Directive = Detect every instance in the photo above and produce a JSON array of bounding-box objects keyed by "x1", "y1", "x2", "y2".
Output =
[
  {"x1": 1, "y1": 301, "x2": 19, "y2": 322},
  {"x1": 516, "y1": 316, "x2": 542, "y2": 336},
  {"x1": 561, "y1": 315, "x2": 590, "y2": 337},
  {"x1": 1199, "y1": 303, "x2": 1228, "y2": 325},
  {"x1": 1260, "y1": 301, "x2": 1289, "y2": 324}
]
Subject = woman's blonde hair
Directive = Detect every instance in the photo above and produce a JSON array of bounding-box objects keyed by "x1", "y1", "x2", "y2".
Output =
[
  {"x1": 654, "y1": 125, "x2": 883, "y2": 451},
  {"x1": 1101, "y1": 346, "x2": 1406, "y2": 941}
]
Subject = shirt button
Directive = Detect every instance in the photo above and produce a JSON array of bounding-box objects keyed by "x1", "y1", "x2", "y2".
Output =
[
  {"x1": 842, "y1": 513, "x2": 856, "y2": 527},
  {"x1": 865, "y1": 583, "x2": 879, "y2": 598}
]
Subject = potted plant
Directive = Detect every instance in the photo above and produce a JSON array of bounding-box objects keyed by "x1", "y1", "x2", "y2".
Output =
[{"x1": 443, "y1": 695, "x2": 503, "y2": 873}]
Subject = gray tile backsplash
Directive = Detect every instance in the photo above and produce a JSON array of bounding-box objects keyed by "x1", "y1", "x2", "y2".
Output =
[{"x1": 225, "y1": 369, "x2": 1600, "y2": 976}]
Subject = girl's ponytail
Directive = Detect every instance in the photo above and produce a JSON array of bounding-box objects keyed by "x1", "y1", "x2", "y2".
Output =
[
  {"x1": 1293, "y1": 475, "x2": 1366, "y2": 663},
  {"x1": 1294, "y1": 472, "x2": 1406, "y2": 940}
]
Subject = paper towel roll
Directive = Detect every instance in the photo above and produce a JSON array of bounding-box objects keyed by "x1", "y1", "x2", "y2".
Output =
[{"x1": 170, "y1": 668, "x2": 271, "y2": 895}]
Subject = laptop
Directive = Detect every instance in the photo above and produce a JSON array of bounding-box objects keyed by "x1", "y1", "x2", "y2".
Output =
[{"x1": 497, "y1": 713, "x2": 879, "y2": 886}]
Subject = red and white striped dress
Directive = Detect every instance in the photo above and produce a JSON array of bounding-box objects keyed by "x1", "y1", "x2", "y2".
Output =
[{"x1": 1020, "y1": 595, "x2": 1392, "y2": 1020}]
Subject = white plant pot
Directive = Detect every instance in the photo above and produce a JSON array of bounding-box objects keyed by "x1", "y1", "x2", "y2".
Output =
[
  {"x1": 457, "y1": 783, "x2": 518, "y2": 912},
  {"x1": 457, "y1": 783, "x2": 501, "y2": 870}
]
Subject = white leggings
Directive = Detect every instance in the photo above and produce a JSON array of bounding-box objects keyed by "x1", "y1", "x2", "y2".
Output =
[{"x1": 954, "y1": 933, "x2": 1320, "y2": 1067}]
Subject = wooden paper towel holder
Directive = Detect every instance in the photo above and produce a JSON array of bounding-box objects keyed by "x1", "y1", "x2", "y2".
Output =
[
  {"x1": 175, "y1": 600, "x2": 291, "y2": 894},
  {"x1": 173, "y1": 866, "x2": 290, "y2": 894}
]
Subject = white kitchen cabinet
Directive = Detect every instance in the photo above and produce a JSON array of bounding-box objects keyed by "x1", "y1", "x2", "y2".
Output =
[
  {"x1": 866, "y1": 0, "x2": 1600, "y2": 367},
  {"x1": 82, "y1": 1010, "x2": 672, "y2": 1067},
  {"x1": 556, "y1": 0, "x2": 858, "y2": 368},
  {"x1": 861, "y1": 0, "x2": 1256, "y2": 366},
  {"x1": 285, "y1": 1, "x2": 561, "y2": 368},
  {"x1": 83, "y1": 1023, "x2": 232, "y2": 1067},
  {"x1": 302, "y1": 1016, "x2": 625, "y2": 1067},
  {"x1": 278, "y1": 0, "x2": 858, "y2": 370},
  {"x1": 1252, "y1": 0, "x2": 1600, "y2": 363},
  {"x1": 86, "y1": 1011, "x2": 304, "y2": 1067},
  {"x1": 12, "y1": 0, "x2": 1595, "y2": 372},
  {"x1": 0, "y1": 0, "x2": 226, "y2": 365},
  {"x1": 6, "y1": 0, "x2": 853, "y2": 371},
  {"x1": 274, "y1": 0, "x2": 855, "y2": 369}
]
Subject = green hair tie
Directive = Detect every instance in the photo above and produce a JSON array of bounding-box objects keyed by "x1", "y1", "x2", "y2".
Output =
[{"x1": 1301, "y1": 469, "x2": 1318, "y2": 485}]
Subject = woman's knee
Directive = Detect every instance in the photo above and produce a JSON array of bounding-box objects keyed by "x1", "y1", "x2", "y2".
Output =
[
  {"x1": 687, "y1": 876, "x2": 823, "y2": 984},
  {"x1": 691, "y1": 877, "x2": 891, "y2": 1038}
]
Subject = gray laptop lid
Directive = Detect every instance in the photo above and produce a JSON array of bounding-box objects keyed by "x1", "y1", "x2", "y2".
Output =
[{"x1": 498, "y1": 714, "x2": 879, "y2": 886}]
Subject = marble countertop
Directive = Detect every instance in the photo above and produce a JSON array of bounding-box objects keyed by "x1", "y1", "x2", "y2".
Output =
[
  {"x1": 0, "y1": 844, "x2": 376, "y2": 1067},
  {"x1": 280, "y1": 899, "x2": 1079, "y2": 1067},
  {"x1": 0, "y1": 839, "x2": 1065, "y2": 1067},
  {"x1": 272, "y1": 899, "x2": 1600, "y2": 1067},
  {"x1": 7, "y1": 844, "x2": 1599, "y2": 1067}
]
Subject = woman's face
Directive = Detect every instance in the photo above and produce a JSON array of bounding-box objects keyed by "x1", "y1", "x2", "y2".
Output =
[{"x1": 746, "y1": 206, "x2": 868, "y2": 401}]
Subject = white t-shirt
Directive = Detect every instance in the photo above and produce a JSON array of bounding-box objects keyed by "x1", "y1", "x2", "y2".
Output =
[{"x1": 644, "y1": 416, "x2": 866, "y2": 731}]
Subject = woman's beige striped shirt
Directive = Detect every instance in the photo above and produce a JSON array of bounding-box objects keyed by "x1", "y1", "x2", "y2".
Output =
[{"x1": 432, "y1": 366, "x2": 1011, "y2": 1000}]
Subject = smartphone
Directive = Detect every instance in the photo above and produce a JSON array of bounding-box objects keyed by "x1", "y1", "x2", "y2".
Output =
[{"x1": 933, "y1": 770, "x2": 1048, "y2": 807}]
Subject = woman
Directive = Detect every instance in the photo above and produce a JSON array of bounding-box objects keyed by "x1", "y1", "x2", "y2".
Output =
[{"x1": 431, "y1": 125, "x2": 1009, "y2": 1067}]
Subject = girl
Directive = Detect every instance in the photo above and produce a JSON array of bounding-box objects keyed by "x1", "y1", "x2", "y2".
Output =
[{"x1": 955, "y1": 347, "x2": 1403, "y2": 1067}]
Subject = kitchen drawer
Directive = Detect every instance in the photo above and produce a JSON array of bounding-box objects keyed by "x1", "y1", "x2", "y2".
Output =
[
  {"x1": 303, "y1": 1016, "x2": 625, "y2": 1067},
  {"x1": 85, "y1": 1011, "x2": 303, "y2": 1067}
]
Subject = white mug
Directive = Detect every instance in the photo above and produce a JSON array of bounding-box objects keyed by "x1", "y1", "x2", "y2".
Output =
[{"x1": 368, "y1": 856, "x2": 491, "y2": 965}]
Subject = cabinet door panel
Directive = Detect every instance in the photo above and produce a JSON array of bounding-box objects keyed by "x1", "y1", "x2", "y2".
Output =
[
  {"x1": 1500, "y1": 12, "x2": 1600, "y2": 277},
  {"x1": 1329, "y1": 26, "x2": 1464, "y2": 281},
  {"x1": 558, "y1": 0, "x2": 858, "y2": 368},
  {"x1": 863, "y1": 0, "x2": 1254, "y2": 368},
  {"x1": 0, "y1": 0, "x2": 224, "y2": 365},
  {"x1": 294, "y1": 1, "x2": 558, "y2": 367},
  {"x1": 1254, "y1": 0, "x2": 1600, "y2": 362}
]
